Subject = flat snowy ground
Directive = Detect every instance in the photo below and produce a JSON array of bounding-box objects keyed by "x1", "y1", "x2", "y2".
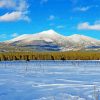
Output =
[{"x1": 0, "y1": 60, "x2": 100, "y2": 100}]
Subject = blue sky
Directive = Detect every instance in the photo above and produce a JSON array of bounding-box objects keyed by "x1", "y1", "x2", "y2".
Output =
[{"x1": 0, "y1": 0, "x2": 100, "y2": 41}]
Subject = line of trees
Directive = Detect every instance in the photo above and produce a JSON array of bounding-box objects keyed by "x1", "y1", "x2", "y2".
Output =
[{"x1": 0, "y1": 51, "x2": 99, "y2": 61}]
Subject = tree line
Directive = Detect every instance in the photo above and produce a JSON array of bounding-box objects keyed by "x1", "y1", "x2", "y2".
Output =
[{"x1": 0, "y1": 51, "x2": 99, "y2": 61}]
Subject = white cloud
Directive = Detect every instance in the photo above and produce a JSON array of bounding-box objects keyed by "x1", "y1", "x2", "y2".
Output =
[
  {"x1": 78, "y1": 22, "x2": 100, "y2": 30},
  {"x1": 48, "y1": 15, "x2": 55, "y2": 21},
  {"x1": 0, "y1": 0, "x2": 30, "y2": 22},
  {"x1": 0, "y1": 0, "x2": 16, "y2": 8},
  {"x1": 12, "y1": 33, "x2": 19, "y2": 37},
  {"x1": 16, "y1": 0, "x2": 29, "y2": 12},
  {"x1": 0, "y1": 12, "x2": 21, "y2": 22},
  {"x1": 74, "y1": 5, "x2": 99, "y2": 12},
  {"x1": 0, "y1": 11, "x2": 30, "y2": 22},
  {"x1": 74, "y1": 7, "x2": 90, "y2": 11}
]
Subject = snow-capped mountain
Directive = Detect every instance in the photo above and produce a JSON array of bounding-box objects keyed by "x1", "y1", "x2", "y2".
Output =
[
  {"x1": 67, "y1": 34, "x2": 99, "y2": 45},
  {"x1": 3, "y1": 29, "x2": 100, "y2": 51},
  {"x1": 7, "y1": 30, "x2": 67, "y2": 44}
]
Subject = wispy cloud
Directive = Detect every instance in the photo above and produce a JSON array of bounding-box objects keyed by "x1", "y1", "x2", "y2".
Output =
[
  {"x1": 74, "y1": 6, "x2": 91, "y2": 12},
  {"x1": 56, "y1": 25, "x2": 65, "y2": 29},
  {"x1": 0, "y1": 33, "x2": 19, "y2": 40},
  {"x1": 0, "y1": 12, "x2": 29, "y2": 22},
  {"x1": 0, "y1": 34, "x2": 7, "y2": 39},
  {"x1": 40, "y1": 0, "x2": 48, "y2": 5},
  {"x1": 78, "y1": 22, "x2": 100, "y2": 30},
  {"x1": 0, "y1": 0, "x2": 30, "y2": 22},
  {"x1": 74, "y1": 5, "x2": 99, "y2": 12},
  {"x1": 0, "y1": 0, "x2": 16, "y2": 8},
  {"x1": 12, "y1": 33, "x2": 19, "y2": 37},
  {"x1": 48, "y1": 15, "x2": 55, "y2": 21}
]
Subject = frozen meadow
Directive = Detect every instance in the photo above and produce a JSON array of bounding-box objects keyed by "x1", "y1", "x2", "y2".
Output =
[{"x1": 0, "y1": 60, "x2": 100, "y2": 100}]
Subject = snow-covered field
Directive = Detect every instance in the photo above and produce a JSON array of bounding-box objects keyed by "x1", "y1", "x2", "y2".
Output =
[{"x1": 0, "y1": 60, "x2": 100, "y2": 100}]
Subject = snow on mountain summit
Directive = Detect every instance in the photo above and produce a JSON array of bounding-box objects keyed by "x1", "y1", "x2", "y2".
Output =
[
  {"x1": 4, "y1": 30, "x2": 100, "y2": 51},
  {"x1": 38, "y1": 29, "x2": 58, "y2": 35},
  {"x1": 67, "y1": 34, "x2": 100, "y2": 45},
  {"x1": 6, "y1": 29, "x2": 66, "y2": 44}
]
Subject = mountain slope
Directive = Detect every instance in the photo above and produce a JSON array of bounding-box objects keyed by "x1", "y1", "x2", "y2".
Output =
[
  {"x1": 2, "y1": 29, "x2": 100, "y2": 52},
  {"x1": 6, "y1": 30, "x2": 66, "y2": 44},
  {"x1": 67, "y1": 34, "x2": 100, "y2": 45},
  {"x1": 64, "y1": 34, "x2": 100, "y2": 51}
]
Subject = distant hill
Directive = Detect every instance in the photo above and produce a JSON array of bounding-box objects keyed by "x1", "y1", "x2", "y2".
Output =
[{"x1": 0, "y1": 29, "x2": 100, "y2": 52}]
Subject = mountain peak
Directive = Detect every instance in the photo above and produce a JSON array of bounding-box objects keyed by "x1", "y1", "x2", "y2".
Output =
[
  {"x1": 38, "y1": 29, "x2": 59, "y2": 36},
  {"x1": 5, "y1": 30, "x2": 100, "y2": 48},
  {"x1": 69, "y1": 34, "x2": 95, "y2": 39},
  {"x1": 67, "y1": 34, "x2": 100, "y2": 45},
  {"x1": 3, "y1": 30, "x2": 100, "y2": 52},
  {"x1": 46, "y1": 29, "x2": 56, "y2": 33},
  {"x1": 70, "y1": 34, "x2": 83, "y2": 37}
]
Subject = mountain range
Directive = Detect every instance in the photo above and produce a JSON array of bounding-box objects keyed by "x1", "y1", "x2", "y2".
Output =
[{"x1": 0, "y1": 29, "x2": 100, "y2": 52}]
